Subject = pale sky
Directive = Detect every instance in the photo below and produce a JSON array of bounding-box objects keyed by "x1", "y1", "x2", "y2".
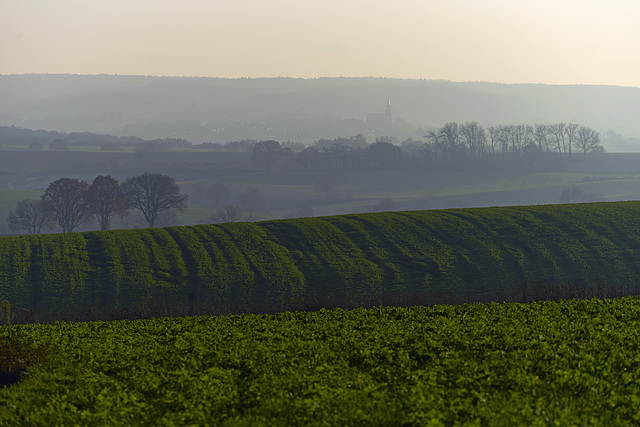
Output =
[{"x1": 2, "y1": 0, "x2": 640, "y2": 87}]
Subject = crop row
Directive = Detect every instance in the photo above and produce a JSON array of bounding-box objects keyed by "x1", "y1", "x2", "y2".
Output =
[
  {"x1": 2, "y1": 297, "x2": 640, "y2": 424},
  {"x1": 2, "y1": 202, "x2": 640, "y2": 322}
]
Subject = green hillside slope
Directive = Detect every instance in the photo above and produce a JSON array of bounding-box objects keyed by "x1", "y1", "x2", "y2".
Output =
[{"x1": 2, "y1": 202, "x2": 640, "y2": 322}]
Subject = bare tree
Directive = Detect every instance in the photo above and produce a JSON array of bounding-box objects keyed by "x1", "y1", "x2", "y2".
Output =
[
  {"x1": 440, "y1": 122, "x2": 463, "y2": 161},
  {"x1": 7, "y1": 199, "x2": 55, "y2": 234},
  {"x1": 533, "y1": 124, "x2": 550, "y2": 153},
  {"x1": 564, "y1": 123, "x2": 579, "y2": 158},
  {"x1": 497, "y1": 125, "x2": 511, "y2": 157},
  {"x1": 510, "y1": 125, "x2": 525, "y2": 159},
  {"x1": 121, "y1": 172, "x2": 188, "y2": 228},
  {"x1": 550, "y1": 122, "x2": 567, "y2": 155},
  {"x1": 575, "y1": 126, "x2": 602, "y2": 158},
  {"x1": 42, "y1": 177, "x2": 93, "y2": 233},
  {"x1": 86, "y1": 175, "x2": 129, "y2": 231},
  {"x1": 209, "y1": 205, "x2": 256, "y2": 223},
  {"x1": 556, "y1": 186, "x2": 603, "y2": 203},
  {"x1": 460, "y1": 121, "x2": 487, "y2": 157},
  {"x1": 487, "y1": 126, "x2": 500, "y2": 156}
]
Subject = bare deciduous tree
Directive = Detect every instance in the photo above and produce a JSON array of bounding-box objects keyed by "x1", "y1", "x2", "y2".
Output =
[
  {"x1": 42, "y1": 178, "x2": 93, "y2": 233},
  {"x1": 209, "y1": 205, "x2": 257, "y2": 223},
  {"x1": 576, "y1": 126, "x2": 602, "y2": 158},
  {"x1": 556, "y1": 186, "x2": 603, "y2": 204},
  {"x1": 7, "y1": 199, "x2": 55, "y2": 234},
  {"x1": 121, "y1": 172, "x2": 188, "y2": 228},
  {"x1": 550, "y1": 122, "x2": 567, "y2": 155},
  {"x1": 86, "y1": 175, "x2": 129, "y2": 231},
  {"x1": 564, "y1": 123, "x2": 579, "y2": 158},
  {"x1": 533, "y1": 124, "x2": 550, "y2": 153},
  {"x1": 460, "y1": 121, "x2": 487, "y2": 157}
]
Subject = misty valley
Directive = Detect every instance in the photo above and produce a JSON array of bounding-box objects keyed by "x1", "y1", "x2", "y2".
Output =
[
  {"x1": 3, "y1": 76, "x2": 640, "y2": 424},
  {"x1": 1, "y1": 119, "x2": 638, "y2": 236}
]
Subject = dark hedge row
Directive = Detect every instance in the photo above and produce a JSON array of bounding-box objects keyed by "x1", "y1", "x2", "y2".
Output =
[{"x1": 2, "y1": 202, "x2": 640, "y2": 322}]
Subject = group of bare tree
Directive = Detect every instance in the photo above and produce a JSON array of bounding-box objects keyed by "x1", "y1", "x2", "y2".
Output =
[
  {"x1": 7, "y1": 172, "x2": 188, "y2": 234},
  {"x1": 249, "y1": 123, "x2": 602, "y2": 173},
  {"x1": 555, "y1": 187, "x2": 603, "y2": 204},
  {"x1": 424, "y1": 122, "x2": 602, "y2": 163},
  {"x1": 207, "y1": 186, "x2": 267, "y2": 224}
]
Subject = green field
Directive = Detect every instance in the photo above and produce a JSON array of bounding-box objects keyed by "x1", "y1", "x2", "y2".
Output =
[
  {"x1": 2, "y1": 297, "x2": 640, "y2": 425},
  {"x1": 2, "y1": 201, "x2": 640, "y2": 322},
  {"x1": 4, "y1": 147, "x2": 640, "y2": 224},
  {"x1": 430, "y1": 172, "x2": 594, "y2": 196}
]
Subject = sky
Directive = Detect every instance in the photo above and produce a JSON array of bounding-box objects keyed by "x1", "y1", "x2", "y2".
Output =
[{"x1": 2, "y1": 0, "x2": 640, "y2": 87}]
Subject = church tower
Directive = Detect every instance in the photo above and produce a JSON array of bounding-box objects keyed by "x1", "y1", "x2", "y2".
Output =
[
  {"x1": 385, "y1": 95, "x2": 392, "y2": 126},
  {"x1": 366, "y1": 96, "x2": 393, "y2": 129}
]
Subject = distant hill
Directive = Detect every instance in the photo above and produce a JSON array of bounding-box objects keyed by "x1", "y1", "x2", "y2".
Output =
[{"x1": 1, "y1": 74, "x2": 640, "y2": 145}]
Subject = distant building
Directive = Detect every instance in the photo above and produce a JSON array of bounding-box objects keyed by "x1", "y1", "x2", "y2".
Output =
[{"x1": 366, "y1": 96, "x2": 392, "y2": 128}]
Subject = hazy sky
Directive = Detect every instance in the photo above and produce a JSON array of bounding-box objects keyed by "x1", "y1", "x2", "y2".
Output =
[{"x1": 3, "y1": 0, "x2": 640, "y2": 87}]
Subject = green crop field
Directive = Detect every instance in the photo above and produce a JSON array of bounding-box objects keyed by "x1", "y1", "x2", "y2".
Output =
[
  {"x1": 2, "y1": 297, "x2": 640, "y2": 425},
  {"x1": 2, "y1": 201, "x2": 640, "y2": 322},
  {"x1": 429, "y1": 172, "x2": 593, "y2": 196}
]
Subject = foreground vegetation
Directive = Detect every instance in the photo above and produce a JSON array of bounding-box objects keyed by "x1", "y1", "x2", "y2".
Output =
[
  {"x1": 3, "y1": 201, "x2": 640, "y2": 322},
  {"x1": 2, "y1": 297, "x2": 640, "y2": 425}
]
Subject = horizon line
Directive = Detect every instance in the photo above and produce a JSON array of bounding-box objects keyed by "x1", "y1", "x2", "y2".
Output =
[{"x1": 2, "y1": 73, "x2": 639, "y2": 89}]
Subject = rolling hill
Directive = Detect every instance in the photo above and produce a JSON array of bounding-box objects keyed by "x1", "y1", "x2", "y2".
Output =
[{"x1": 2, "y1": 201, "x2": 640, "y2": 323}]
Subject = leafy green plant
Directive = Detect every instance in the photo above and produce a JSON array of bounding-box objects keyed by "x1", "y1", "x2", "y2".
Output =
[
  {"x1": 2, "y1": 298, "x2": 640, "y2": 424},
  {"x1": 0, "y1": 300, "x2": 13, "y2": 325},
  {"x1": 0, "y1": 327, "x2": 51, "y2": 387}
]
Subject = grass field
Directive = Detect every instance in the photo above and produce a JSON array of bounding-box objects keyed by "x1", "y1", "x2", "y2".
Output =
[
  {"x1": 430, "y1": 172, "x2": 592, "y2": 196},
  {"x1": 4, "y1": 146, "x2": 640, "y2": 231}
]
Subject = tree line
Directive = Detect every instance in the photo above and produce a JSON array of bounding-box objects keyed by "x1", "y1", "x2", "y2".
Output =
[
  {"x1": 424, "y1": 122, "x2": 602, "y2": 162},
  {"x1": 250, "y1": 122, "x2": 603, "y2": 172},
  {"x1": 7, "y1": 173, "x2": 188, "y2": 234}
]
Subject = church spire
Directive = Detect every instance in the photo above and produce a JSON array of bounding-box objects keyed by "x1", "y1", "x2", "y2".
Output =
[{"x1": 385, "y1": 95, "x2": 392, "y2": 122}]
